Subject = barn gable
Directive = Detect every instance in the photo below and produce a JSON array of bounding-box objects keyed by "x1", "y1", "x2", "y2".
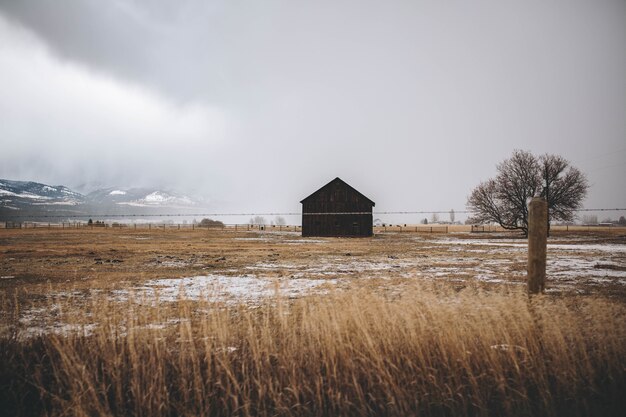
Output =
[{"x1": 300, "y1": 177, "x2": 375, "y2": 237}]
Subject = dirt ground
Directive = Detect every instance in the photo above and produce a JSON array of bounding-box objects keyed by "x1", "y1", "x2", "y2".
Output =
[
  {"x1": 1, "y1": 227, "x2": 625, "y2": 337},
  {"x1": 2, "y1": 227, "x2": 626, "y2": 417},
  {"x1": 1, "y1": 227, "x2": 624, "y2": 292}
]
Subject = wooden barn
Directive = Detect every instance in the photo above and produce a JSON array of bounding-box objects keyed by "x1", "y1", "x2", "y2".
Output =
[{"x1": 300, "y1": 177, "x2": 375, "y2": 237}]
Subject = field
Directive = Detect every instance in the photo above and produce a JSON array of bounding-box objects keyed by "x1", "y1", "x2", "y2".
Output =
[{"x1": 1, "y1": 228, "x2": 626, "y2": 416}]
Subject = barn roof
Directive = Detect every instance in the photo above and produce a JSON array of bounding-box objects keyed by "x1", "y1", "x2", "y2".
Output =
[{"x1": 300, "y1": 177, "x2": 375, "y2": 206}]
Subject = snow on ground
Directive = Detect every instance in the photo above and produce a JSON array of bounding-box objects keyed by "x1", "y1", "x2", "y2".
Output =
[
  {"x1": 109, "y1": 190, "x2": 127, "y2": 195},
  {"x1": 245, "y1": 257, "x2": 417, "y2": 277},
  {"x1": 15, "y1": 275, "x2": 337, "y2": 337},
  {"x1": 430, "y1": 236, "x2": 626, "y2": 283},
  {"x1": 438, "y1": 237, "x2": 626, "y2": 253},
  {"x1": 112, "y1": 274, "x2": 337, "y2": 304},
  {"x1": 10, "y1": 233, "x2": 626, "y2": 337}
]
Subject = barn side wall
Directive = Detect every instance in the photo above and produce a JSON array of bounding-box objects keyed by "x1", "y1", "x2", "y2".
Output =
[
  {"x1": 301, "y1": 179, "x2": 374, "y2": 237},
  {"x1": 302, "y1": 213, "x2": 373, "y2": 237}
]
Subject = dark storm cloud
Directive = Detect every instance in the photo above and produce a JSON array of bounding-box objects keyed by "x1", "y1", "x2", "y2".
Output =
[{"x1": 0, "y1": 0, "x2": 625, "y2": 217}]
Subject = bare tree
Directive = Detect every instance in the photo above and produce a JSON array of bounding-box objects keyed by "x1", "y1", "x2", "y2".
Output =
[
  {"x1": 249, "y1": 216, "x2": 266, "y2": 225},
  {"x1": 467, "y1": 150, "x2": 588, "y2": 236},
  {"x1": 582, "y1": 215, "x2": 598, "y2": 225},
  {"x1": 449, "y1": 209, "x2": 455, "y2": 223},
  {"x1": 619, "y1": 216, "x2": 626, "y2": 226},
  {"x1": 274, "y1": 216, "x2": 286, "y2": 226},
  {"x1": 430, "y1": 212, "x2": 439, "y2": 223},
  {"x1": 539, "y1": 154, "x2": 589, "y2": 235}
]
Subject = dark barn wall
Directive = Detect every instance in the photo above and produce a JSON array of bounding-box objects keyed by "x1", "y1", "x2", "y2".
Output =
[
  {"x1": 302, "y1": 213, "x2": 373, "y2": 237},
  {"x1": 301, "y1": 178, "x2": 374, "y2": 237}
]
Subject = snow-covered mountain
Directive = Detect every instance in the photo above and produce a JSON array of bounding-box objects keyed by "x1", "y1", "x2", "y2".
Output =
[
  {"x1": 0, "y1": 179, "x2": 203, "y2": 220},
  {"x1": 86, "y1": 187, "x2": 197, "y2": 208},
  {"x1": 0, "y1": 179, "x2": 85, "y2": 209}
]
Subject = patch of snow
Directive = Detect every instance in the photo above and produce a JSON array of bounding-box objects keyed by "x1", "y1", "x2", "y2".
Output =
[
  {"x1": 246, "y1": 262, "x2": 298, "y2": 270},
  {"x1": 158, "y1": 260, "x2": 189, "y2": 268},
  {"x1": 33, "y1": 201, "x2": 79, "y2": 206},
  {"x1": 548, "y1": 258, "x2": 626, "y2": 279},
  {"x1": 438, "y1": 238, "x2": 527, "y2": 249},
  {"x1": 437, "y1": 237, "x2": 626, "y2": 253},
  {"x1": 118, "y1": 191, "x2": 193, "y2": 207},
  {"x1": 144, "y1": 191, "x2": 173, "y2": 202},
  {"x1": 18, "y1": 192, "x2": 51, "y2": 200},
  {"x1": 114, "y1": 274, "x2": 337, "y2": 304},
  {"x1": 490, "y1": 344, "x2": 528, "y2": 353},
  {"x1": 42, "y1": 186, "x2": 57, "y2": 192},
  {"x1": 548, "y1": 243, "x2": 626, "y2": 253},
  {"x1": 109, "y1": 190, "x2": 127, "y2": 195}
]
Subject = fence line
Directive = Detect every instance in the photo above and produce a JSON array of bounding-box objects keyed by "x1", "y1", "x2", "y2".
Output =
[
  {"x1": 2, "y1": 207, "x2": 624, "y2": 220},
  {"x1": 2, "y1": 221, "x2": 623, "y2": 234},
  {"x1": 1, "y1": 222, "x2": 302, "y2": 232}
]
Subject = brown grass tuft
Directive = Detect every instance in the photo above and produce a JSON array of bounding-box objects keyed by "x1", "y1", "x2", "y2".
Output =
[{"x1": 1, "y1": 284, "x2": 626, "y2": 416}]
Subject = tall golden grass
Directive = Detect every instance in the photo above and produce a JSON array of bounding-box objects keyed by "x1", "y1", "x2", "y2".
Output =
[{"x1": 1, "y1": 283, "x2": 625, "y2": 416}]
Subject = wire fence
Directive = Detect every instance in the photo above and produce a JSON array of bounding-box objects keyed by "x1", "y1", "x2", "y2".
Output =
[
  {"x1": 1, "y1": 207, "x2": 624, "y2": 220},
  {"x1": 2, "y1": 206, "x2": 625, "y2": 232},
  {"x1": 2, "y1": 221, "x2": 624, "y2": 234},
  {"x1": 1, "y1": 222, "x2": 300, "y2": 232}
]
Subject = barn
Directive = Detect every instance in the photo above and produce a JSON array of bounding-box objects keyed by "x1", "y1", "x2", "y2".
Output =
[{"x1": 300, "y1": 177, "x2": 375, "y2": 237}]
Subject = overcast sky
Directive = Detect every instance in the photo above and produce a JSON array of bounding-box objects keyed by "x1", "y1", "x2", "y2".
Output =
[{"x1": 0, "y1": 0, "x2": 624, "y2": 220}]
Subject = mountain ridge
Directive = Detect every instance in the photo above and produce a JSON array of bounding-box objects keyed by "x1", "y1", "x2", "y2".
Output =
[{"x1": 0, "y1": 179, "x2": 204, "y2": 220}]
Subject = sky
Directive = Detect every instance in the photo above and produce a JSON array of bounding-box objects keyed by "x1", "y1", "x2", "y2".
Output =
[{"x1": 0, "y1": 0, "x2": 625, "y2": 222}]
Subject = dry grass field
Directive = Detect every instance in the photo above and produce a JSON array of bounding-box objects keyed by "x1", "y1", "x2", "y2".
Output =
[{"x1": 1, "y1": 228, "x2": 625, "y2": 416}]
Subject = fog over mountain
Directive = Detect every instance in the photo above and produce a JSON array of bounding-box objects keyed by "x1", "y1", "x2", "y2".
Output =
[
  {"x1": 0, "y1": 179, "x2": 207, "y2": 221},
  {"x1": 1, "y1": 0, "x2": 624, "y2": 221}
]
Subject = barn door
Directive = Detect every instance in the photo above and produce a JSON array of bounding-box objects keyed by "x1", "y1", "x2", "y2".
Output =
[{"x1": 352, "y1": 222, "x2": 360, "y2": 236}]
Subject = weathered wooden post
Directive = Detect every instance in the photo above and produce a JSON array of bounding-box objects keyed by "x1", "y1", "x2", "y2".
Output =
[{"x1": 528, "y1": 197, "x2": 548, "y2": 294}]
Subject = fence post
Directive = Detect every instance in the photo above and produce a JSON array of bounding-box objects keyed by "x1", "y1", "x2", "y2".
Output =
[{"x1": 528, "y1": 197, "x2": 548, "y2": 294}]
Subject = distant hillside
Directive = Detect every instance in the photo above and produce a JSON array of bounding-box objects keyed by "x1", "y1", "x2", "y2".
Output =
[
  {"x1": 0, "y1": 179, "x2": 85, "y2": 208},
  {"x1": 86, "y1": 187, "x2": 196, "y2": 208},
  {"x1": 0, "y1": 179, "x2": 203, "y2": 221}
]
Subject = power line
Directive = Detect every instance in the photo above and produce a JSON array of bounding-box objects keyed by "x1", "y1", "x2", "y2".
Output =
[{"x1": 2, "y1": 208, "x2": 625, "y2": 219}]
